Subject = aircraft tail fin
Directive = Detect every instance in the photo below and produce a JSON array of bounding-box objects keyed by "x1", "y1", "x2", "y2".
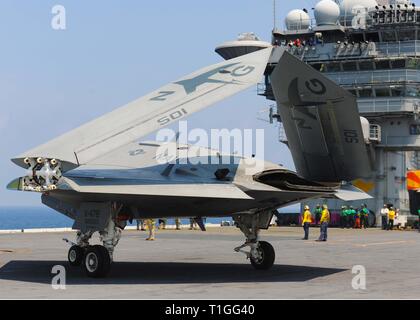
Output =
[{"x1": 270, "y1": 51, "x2": 372, "y2": 183}]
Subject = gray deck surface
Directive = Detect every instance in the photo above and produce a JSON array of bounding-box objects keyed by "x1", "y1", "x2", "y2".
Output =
[{"x1": 0, "y1": 226, "x2": 419, "y2": 299}]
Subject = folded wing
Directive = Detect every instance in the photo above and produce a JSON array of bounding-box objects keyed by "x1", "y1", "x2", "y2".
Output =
[
  {"x1": 13, "y1": 48, "x2": 272, "y2": 170},
  {"x1": 270, "y1": 51, "x2": 371, "y2": 183}
]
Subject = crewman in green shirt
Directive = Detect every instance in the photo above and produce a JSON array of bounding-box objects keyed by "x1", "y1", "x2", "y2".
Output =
[
  {"x1": 349, "y1": 206, "x2": 356, "y2": 228},
  {"x1": 360, "y1": 204, "x2": 370, "y2": 229},
  {"x1": 340, "y1": 206, "x2": 347, "y2": 229},
  {"x1": 344, "y1": 206, "x2": 351, "y2": 229},
  {"x1": 314, "y1": 204, "x2": 322, "y2": 226}
]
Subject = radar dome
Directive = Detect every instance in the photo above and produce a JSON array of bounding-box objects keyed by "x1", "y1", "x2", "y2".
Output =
[
  {"x1": 285, "y1": 9, "x2": 311, "y2": 31},
  {"x1": 215, "y1": 33, "x2": 271, "y2": 60},
  {"x1": 314, "y1": 0, "x2": 340, "y2": 26}
]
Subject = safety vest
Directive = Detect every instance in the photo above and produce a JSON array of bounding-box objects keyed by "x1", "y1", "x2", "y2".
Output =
[
  {"x1": 388, "y1": 210, "x2": 396, "y2": 220},
  {"x1": 320, "y1": 209, "x2": 330, "y2": 223},
  {"x1": 302, "y1": 210, "x2": 312, "y2": 224}
]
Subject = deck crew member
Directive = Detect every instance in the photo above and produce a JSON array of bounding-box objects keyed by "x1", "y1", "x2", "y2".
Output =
[
  {"x1": 175, "y1": 218, "x2": 182, "y2": 230},
  {"x1": 189, "y1": 218, "x2": 198, "y2": 230},
  {"x1": 349, "y1": 206, "x2": 356, "y2": 229},
  {"x1": 158, "y1": 219, "x2": 167, "y2": 230},
  {"x1": 344, "y1": 206, "x2": 351, "y2": 229},
  {"x1": 136, "y1": 219, "x2": 145, "y2": 231},
  {"x1": 354, "y1": 208, "x2": 361, "y2": 229},
  {"x1": 340, "y1": 206, "x2": 347, "y2": 229},
  {"x1": 314, "y1": 204, "x2": 322, "y2": 226},
  {"x1": 302, "y1": 205, "x2": 312, "y2": 240},
  {"x1": 145, "y1": 219, "x2": 156, "y2": 240},
  {"x1": 317, "y1": 205, "x2": 330, "y2": 242},
  {"x1": 360, "y1": 204, "x2": 370, "y2": 229},
  {"x1": 381, "y1": 204, "x2": 389, "y2": 230},
  {"x1": 388, "y1": 207, "x2": 396, "y2": 231}
]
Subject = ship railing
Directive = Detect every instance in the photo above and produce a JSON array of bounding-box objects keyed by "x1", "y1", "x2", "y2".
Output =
[
  {"x1": 285, "y1": 41, "x2": 420, "y2": 61},
  {"x1": 380, "y1": 135, "x2": 420, "y2": 147},
  {"x1": 285, "y1": 45, "x2": 314, "y2": 60},
  {"x1": 358, "y1": 98, "x2": 418, "y2": 113},
  {"x1": 375, "y1": 41, "x2": 420, "y2": 57},
  {"x1": 327, "y1": 69, "x2": 420, "y2": 85}
]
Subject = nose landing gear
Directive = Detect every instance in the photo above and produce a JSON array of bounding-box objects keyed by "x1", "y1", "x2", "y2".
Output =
[
  {"x1": 249, "y1": 241, "x2": 275, "y2": 270},
  {"x1": 233, "y1": 212, "x2": 276, "y2": 270}
]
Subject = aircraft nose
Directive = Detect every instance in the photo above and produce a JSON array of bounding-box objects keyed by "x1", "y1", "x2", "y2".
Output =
[{"x1": 7, "y1": 178, "x2": 22, "y2": 191}]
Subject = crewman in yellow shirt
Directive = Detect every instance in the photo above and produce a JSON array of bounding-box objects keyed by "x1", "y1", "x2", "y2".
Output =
[
  {"x1": 145, "y1": 219, "x2": 156, "y2": 241},
  {"x1": 388, "y1": 207, "x2": 396, "y2": 231},
  {"x1": 317, "y1": 204, "x2": 330, "y2": 242},
  {"x1": 302, "y1": 205, "x2": 312, "y2": 240}
]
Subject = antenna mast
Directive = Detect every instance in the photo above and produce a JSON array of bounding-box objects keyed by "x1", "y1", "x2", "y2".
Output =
[{"x1": 273, "y1": 0, "x2": 277, "y2": 31}]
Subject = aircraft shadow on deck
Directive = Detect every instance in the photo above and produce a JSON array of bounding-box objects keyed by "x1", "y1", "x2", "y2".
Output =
[{"x1": 0, "y1": 260, "x2": 346, "y2": 285}]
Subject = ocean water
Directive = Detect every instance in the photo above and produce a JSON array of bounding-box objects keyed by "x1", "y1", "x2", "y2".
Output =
[
  {"x1": 0, "y1": 207, "x2": 233, "y2": 230},
  {"x1": 0, "y1": 207, "x2": 73, "y2": 230}
]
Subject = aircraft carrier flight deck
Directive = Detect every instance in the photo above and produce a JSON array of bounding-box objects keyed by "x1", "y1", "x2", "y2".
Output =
[{"x1": 0, "y1": 227, "x2": 419, "y2": 299}]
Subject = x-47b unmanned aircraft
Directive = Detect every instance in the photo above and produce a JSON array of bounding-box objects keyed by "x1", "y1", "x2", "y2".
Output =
[{"x1": 8, "y1": 47, "x2": 372, "y2": 277}]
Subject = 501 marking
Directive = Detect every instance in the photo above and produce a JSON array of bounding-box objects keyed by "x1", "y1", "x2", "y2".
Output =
[
  {"x1": 158, "y1": 109, "x2": 188, "y2": 126},
  {"x1": 344, "y1": 129, "x2": 359, "y2": 144}
]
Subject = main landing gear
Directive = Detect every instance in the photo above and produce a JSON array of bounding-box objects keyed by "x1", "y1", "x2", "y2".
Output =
[
  {"x1": 64, "y1": 214, "x2": 125, "y2": 278},
  {"x1": 233, "y1": 212, "x2": 276, "y2": 270},
  {"x1": 67, "y1": 243, "x2": 111, "y2": 278},
  {"x1": 68, "y1": 245, "x2": 84, "y2": 267},
  {"x1": 83, "y1": 245, "x2": 111, "y2": 278}
]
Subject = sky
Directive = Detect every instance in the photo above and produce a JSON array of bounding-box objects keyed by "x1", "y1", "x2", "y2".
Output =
[{"x1": 0, "y1": 0, "x2": 320, "y2": 207}]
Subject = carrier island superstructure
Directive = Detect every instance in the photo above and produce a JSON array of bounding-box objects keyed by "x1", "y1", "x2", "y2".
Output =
[{"x1": 216, "y1": 0, "x2": 420, "y2": 224}]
